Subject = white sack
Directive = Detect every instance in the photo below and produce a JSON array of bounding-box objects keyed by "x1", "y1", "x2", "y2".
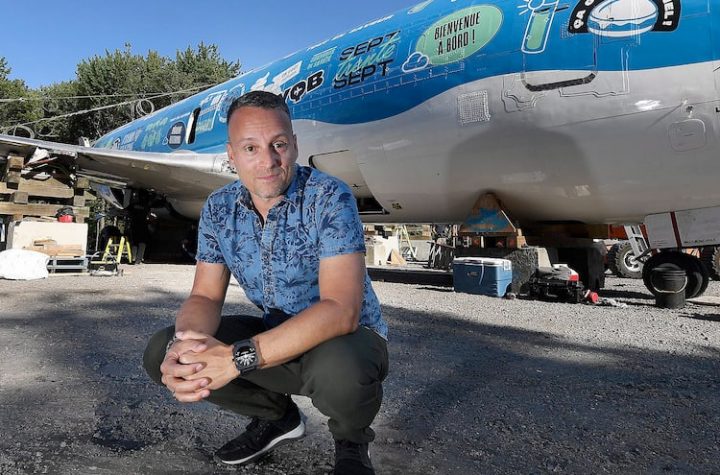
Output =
[{"x1": 0, "y1": 249, "x2": 49, "y2": 280}]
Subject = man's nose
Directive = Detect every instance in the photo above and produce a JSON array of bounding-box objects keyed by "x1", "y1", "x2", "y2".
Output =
[{"x1": 258, "y1": 146, "x2": 281, "y2": 167}]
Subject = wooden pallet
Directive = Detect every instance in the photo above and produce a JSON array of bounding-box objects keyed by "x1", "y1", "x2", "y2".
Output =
[
  {"x1": 0, "y1": 153, "x2": 90, "y2": 222},
  {"x1": 47, "y1": 255, "x2": 89, "y2": 273}
]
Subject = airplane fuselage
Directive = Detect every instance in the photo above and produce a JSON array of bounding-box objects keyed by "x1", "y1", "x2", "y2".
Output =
[{"x1": 92, "y1": 0, "x2": 720, "y2": 227}]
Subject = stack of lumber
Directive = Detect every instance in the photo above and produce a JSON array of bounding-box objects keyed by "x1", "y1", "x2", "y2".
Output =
[
  {"x1": 23, "y1": 239, "x2": 84, "y2": 257},
  {"x1": 0, "y1": 152, "x2": 91, "y2": 223}
]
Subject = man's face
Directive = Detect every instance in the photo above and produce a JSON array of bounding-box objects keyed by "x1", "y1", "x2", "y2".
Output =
[{"x1": 226, "y1": 106, "x2": 298, "y2": 208}]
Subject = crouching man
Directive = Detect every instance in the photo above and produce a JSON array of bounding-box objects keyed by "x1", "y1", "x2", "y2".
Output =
[{"x1": 143, "y1": 91, "x2": 388, "y2": 475}]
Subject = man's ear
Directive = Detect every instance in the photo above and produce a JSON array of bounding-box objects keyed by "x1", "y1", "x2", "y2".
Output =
[{"x1": 226, "y1": 142, "x2": 236, "y2": 166}]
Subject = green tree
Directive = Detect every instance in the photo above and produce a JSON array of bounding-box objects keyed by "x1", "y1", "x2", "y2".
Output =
[
  {"x1": 1, "y1": 44, "x2": 240, "y2": 144},
  {"x1": 0, "y1": 57, "x2": 43, "y2": 135},
  {"x1": 71, "y1": 44, "x2": 166, "y2": 139},
  {"x1": 36, "y1": 80, "x2": 79, "y2": 143},
  {"x1": 173, "y1": 42, "x2": 240, "y2": 88},
  {"x1": 69, "y1": 43, "x2": 240, "y2": 142}
]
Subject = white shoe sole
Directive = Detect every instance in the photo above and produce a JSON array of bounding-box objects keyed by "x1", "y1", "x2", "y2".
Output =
[{"x1": 218, "y1": 418, "x2": 306, "y2": 465}]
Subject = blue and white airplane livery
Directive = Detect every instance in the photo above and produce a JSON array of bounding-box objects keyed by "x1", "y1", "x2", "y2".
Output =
[{"x1": 1, "y1": 0, "x2": 719, "y2": 292}]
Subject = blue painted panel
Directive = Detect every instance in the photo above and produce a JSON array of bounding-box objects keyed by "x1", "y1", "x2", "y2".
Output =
[{"x1": 94, "y1": 0, "x2": 716, "y2": 152}]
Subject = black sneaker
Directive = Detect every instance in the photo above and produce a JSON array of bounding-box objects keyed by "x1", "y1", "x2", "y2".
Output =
[
  {"x1": 215, "y1": 402, "x2": 305, "y2": 465},
  {"x1": 334, "y1": 439, "x2": 375, "y2": 475}
]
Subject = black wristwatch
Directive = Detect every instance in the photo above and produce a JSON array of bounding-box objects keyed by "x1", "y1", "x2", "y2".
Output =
[{"x1": 232, "y1": 339, "x2": 259, "y2": 375}]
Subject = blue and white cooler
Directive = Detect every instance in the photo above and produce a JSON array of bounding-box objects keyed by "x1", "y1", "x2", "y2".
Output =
[{"x1": 452, "y1": 257, "x2": 513, "y2": 297}]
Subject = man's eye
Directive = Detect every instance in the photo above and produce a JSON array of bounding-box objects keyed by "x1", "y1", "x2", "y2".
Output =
[
  {"x1": 244, "y1": 145, "x2": 256, "y2": 153},
  {"x1": 273, "y1": 142, "x2": 287, "y2": 151}
]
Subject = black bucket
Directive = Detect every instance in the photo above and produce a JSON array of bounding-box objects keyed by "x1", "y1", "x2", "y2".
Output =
[{"x1": 650, "y1": 268, "x2": 687, "y2": 309}]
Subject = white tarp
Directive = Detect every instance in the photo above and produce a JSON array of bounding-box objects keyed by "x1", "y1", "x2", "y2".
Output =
[{"x1": 0, "y1": 249, "x2": 49, "y2": 280}]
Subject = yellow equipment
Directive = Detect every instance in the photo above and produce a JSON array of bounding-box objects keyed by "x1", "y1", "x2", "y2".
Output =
[{"x1": 101, "y1": 236, "x2": 133, "y2": 264}]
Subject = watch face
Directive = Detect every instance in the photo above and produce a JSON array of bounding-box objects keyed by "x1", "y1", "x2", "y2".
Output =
[{"x1": 234, "y1": 345, "x2": 256, "y2": 368}]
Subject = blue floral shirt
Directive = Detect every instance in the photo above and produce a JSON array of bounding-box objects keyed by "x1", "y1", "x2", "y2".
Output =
[{"x1": 196, "y1": 165, "x2": 387, "y2": 339}]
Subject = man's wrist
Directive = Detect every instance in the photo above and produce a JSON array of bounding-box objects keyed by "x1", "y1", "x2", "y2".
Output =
[{"x1": 165, "y1": 335, "x2": 180, "y2": 355}]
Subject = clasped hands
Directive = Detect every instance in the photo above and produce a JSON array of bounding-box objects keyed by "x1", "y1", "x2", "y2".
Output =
[{"x1": 160, "y1": 331, "x2": 240, "y2": 403}]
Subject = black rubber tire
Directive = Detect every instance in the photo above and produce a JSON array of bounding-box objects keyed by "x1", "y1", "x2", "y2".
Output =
[
  {"x1": 642, "y1": 252, "x2": 709, "y2": 299},
  {"x1": 700, "y1": 246, "x2": 720, "y2": 280},
  {"x1": 607, "y1": 241, "x2": 643, "y2": 279},
  {"x1": 607, "y1": 244, "x2": 620, "y2": 275}
]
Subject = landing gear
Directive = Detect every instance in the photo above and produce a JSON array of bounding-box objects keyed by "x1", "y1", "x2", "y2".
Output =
[
  {"x1": 608, "y1": 241, "x2": 643, "y2": 279},
  {"x1": 642, "y1": 251, "x2": 709, "y2": 299}
]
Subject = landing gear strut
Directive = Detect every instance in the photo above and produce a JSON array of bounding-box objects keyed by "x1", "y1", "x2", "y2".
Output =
[{"x1": 642, "y1": 251, "x2": 709, "y2": 299}]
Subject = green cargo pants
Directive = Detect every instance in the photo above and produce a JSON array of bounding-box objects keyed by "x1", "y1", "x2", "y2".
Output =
[{"x1": 143, "y1": 315, "x2": 389, "y2": 443}]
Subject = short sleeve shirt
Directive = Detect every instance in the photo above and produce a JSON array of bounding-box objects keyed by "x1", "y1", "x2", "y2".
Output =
[{"x1": 196, "y1": 165, "x2": 387, "y2": 339}]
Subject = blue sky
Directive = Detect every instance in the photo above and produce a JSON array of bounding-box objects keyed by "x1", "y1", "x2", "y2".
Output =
[{"x1": 4, "y1": 0, "x2": 418, "y2": 89}]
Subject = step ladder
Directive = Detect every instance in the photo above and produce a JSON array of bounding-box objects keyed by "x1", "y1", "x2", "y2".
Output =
[
  {"x1": 396, "y1": 225, "x2": 418, "y2": 261},
  {"x1": 101, "y1": 236, "x2": 133, "y2": 264}
]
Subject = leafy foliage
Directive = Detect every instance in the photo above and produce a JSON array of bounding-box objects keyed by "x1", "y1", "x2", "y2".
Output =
[
  {"x1": 0, "y1": 43, "x2": 240, "y2": 143},
  {"x1": 0, "y1": 58, "x2": 43, "y2": 133}
]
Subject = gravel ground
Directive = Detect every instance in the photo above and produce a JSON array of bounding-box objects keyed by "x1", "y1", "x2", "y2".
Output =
[{"x1": 0, "y1": 264, "x2": 719, "y2": 474}]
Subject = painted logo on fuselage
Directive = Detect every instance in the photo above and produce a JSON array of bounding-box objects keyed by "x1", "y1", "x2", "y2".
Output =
[
  {"x1": 569, "y1": 0, "x2": 680, "y2": 38},
  {"x1": 519, "y1": 0, "x2": 559, "y2": 54},
  {"x1": 333, "y1": 31, "x2": 400, "y2": 89},
  {"x1": 218, "y1": 83, "x2": 246, "y2": 124},
  {"x1": 415, "y1": 5, "x2": 503, "y2": 66},
  {"x1": 283, "y1": 71, "x2": 325, "y2": 103}
]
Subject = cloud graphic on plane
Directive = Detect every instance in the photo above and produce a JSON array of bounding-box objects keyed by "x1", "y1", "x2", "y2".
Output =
[
  {"x1": 218, "y1": 84, "x2": 246, "y2": 123},
  {"x1": 408, "y1": 0, "x2": 433, "y2": 15},
  {"x1": 402, "y1": 52, "x2": 430, "y2": 73},
  {"x1": 251, "y1": 72, "x2": 270, "y2": 91}
]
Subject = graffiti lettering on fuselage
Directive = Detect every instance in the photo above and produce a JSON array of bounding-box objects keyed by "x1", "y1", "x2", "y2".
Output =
[
  {"x1": 283, "y1": 71, "x2": 324, "y2": 103},
  {"x1": 333, "y1": 31, "x2": 400, "y2": 89},
  {"x1": 569, "y1": 0, "x2": 680, "y2": 37},
  {"x1": 218, "y1": 84, "x2": 246, "y2": 124},
  {"x1": 348, "y1": 15, "x2": 393, "y2": 35},
  {"x1": 274, "y1": 62, "x2": 303, "y2": 88},
  {"x1": 119, "y1": 129, "x2": 142, "y2": 150},
  {"x1": 247, "y1": 62, "x2": 304, "y2": 98},
  {"x1": 140, "y1": 117, "x2": 169, "y2": 149},
  {"x1": 309, "y1": 47, "x2": 337, "y2": 69},
  {"x1": 416, "y1": 6, "x2": 503, "y2": 66},
  {"x1": 196, "y1": 91, "x2": 227, "y2": 134}
]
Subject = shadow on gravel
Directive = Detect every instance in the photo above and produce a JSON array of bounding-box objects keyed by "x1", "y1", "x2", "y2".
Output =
[
  {"x1": 378, "y1": 305, "x2": 720, "y2": 475},
  {"x1": 0, "y1": 287, "x2": 263, "y2": 474},
  {"x1": 598, "y1": 288, "x2": 653, "y2": 300},
  {"x1": 415, "y1": 286, "x2": 454, "y2": 293},
  {"x1": 1, "y1": 290, "x2": 719, "y2": 474},
  {"x1": 682, "y1": 313, "x2": 720, "y2": 323}
]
